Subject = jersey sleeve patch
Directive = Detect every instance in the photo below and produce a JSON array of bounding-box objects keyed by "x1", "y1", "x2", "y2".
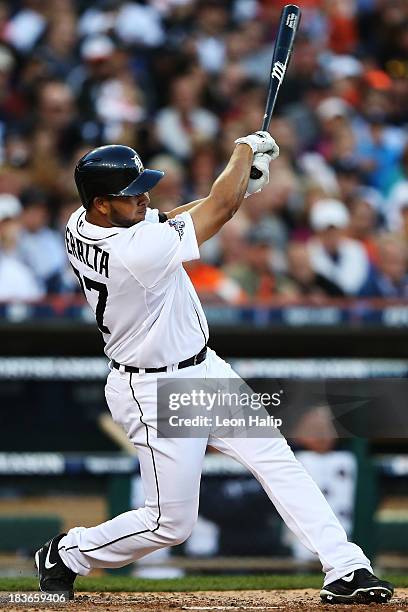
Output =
[{"x1": 168, "y1": 218, "x2": 185, "y2": 240}]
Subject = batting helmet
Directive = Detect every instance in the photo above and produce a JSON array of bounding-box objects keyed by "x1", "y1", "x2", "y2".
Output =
[{"x1": 74, "y1": 144, "x2": 164, "y2": 209}]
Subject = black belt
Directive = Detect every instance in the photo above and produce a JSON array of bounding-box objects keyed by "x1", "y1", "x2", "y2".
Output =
[{"x1": 112, "y1": 346, "x2": 207, "y2": 374}]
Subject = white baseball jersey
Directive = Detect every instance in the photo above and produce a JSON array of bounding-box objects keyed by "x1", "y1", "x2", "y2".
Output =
[{"x1": 65, "y1": 206, "x2": 209, "y2": 367}]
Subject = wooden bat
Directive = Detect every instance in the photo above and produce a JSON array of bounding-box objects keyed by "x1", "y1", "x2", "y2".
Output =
[
  {"x1": 250, "y1": 4, "x2": 301, "y2": 179},
  {"x1": 98, "y1": 413, "x2": 138, "y2": 455}
]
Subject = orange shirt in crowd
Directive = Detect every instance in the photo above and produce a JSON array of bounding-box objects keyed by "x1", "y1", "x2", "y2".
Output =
[{"x1": 185, "y1": 262, "x2": 247, "y2": 305}]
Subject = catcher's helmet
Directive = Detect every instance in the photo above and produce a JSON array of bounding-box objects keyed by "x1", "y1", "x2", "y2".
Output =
[{"x1": 74, "y1": 144, "x2": 164, "y2": 209}]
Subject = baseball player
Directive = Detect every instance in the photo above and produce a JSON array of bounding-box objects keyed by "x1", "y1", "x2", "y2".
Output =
[{"x1": 35, "y1": 135, "x2": 393, "y2": 605}]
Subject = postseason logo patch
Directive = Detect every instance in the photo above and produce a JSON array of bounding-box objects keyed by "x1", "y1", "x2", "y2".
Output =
[{"x1": 168, "y1": 218, "x2": 185, "y2": 240}]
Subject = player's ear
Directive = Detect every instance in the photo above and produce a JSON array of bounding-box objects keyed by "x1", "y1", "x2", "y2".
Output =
[{"x1": 93, "y1": 196, "x2": 110, "y2": 215}]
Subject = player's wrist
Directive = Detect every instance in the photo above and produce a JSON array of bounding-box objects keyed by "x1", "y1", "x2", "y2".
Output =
[
  {"x1": 234, "y1": 141, "x2": 256, "y2": 154},
  {"x1": 235, "y1": 132, "x2": 278, "y2": 156}
]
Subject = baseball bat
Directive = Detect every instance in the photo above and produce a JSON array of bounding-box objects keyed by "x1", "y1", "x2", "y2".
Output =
[
  {"x1": 98, "y1": 413, "x2": 138, "y2": 455},
  {"x1": 250, "y1": 4, "x2": 301, "y2": 179}
]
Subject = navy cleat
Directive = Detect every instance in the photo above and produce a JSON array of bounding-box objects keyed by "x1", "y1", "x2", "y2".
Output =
[
  {"x1": 35, "y1": 534, "x2": 77, "y2": 600},
  {"x1": 320, "y1": 568, "x2": 394, "y2": 604}
]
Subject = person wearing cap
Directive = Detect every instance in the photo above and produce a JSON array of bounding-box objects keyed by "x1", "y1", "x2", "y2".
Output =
[
  {"x1": 308, "y1": 198, "x2": 370, "y2": 295},
  {"x1": 0, "y1": 193, "x2": 44, "y2": 301},
  {"x1": 315, "y1": 98, "x2": 353, "y2": 163},
  {"x1": 78, "y1": 35, "x2": 144, "y2": 143},
  {"x1": 77, "y1": 35, "x2": 118, "y2": 121}
]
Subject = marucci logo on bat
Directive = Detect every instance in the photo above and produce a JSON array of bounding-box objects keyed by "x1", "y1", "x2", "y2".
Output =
[
  {"x1": 286, "y1": 13, "x2": 298, "y2": 29},
  {"x1": 271, "y1": 61, "x2": 287, "y2": 84}
]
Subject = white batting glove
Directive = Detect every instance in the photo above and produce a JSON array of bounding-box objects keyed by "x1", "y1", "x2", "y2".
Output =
[
  {"x1": 235, "y1": 130, "x2": 280, "y2": 157},
  {"x1": 244, "y1": 152, "x2": 272, "y2": 198}
]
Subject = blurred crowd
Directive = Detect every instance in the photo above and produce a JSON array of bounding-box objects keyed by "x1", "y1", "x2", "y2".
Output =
[{"x1": 0, "y1": 0, "x2": 407, "y2": 303}]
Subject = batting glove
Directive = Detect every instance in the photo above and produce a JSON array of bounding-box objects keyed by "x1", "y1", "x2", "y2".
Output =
[
  {"x1": 245, "y1": 152, "x2": 272, "y2": 198},
  {"x1": 235, "y1": 130, "x2": 280, "y2": 158}
]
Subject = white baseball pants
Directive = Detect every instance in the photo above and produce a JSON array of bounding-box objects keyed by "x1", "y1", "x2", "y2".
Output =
[{"x1": 59, "y1": 348, "x2": 372, "y2": 585}]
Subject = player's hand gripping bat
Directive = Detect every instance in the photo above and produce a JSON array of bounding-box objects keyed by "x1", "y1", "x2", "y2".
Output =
[{"x1": 250, "y1": 4, "x2": 301, "y2": 179}]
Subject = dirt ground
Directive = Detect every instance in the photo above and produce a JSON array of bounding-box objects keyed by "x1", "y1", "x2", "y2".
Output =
[{"x1": 2, "y1": 589, "x2": 408, "y2": 612}]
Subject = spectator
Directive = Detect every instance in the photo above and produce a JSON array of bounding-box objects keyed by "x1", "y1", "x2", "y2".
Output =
[
  {"x1": 29, "y1": 80, "x2": 85, "y2": 198},
  {"x1": 35, "y1": 12, "x2": 78, "y2": 81},
  {"x1": 387, "y1": 182, "x2": 408, "y2": 233},
  {"x1": 77, "y1": 36, "x2": 145, "y2": 143},
  {"x1": 155, "y1": 73, "x2": 218, "y2": 160},
  {"x1": 315, "y1": 97, "x2": 353, "y2": 163},
  {"x1": 347, "y1": 187, "x2": 380, "y2": 263},
  {"x1": 148, "y1": 154, "x2": 186, "y2": 212},
  {"x1": 278, "y1": 241, "x2": 344, "y2": 300},
  {"x1": 386, "y1": 144, "x2": 408, "y2": 231},
  {"x1": 194, "y1": 1, "x2": 229, "y2": 74},
  {"x1": 224, "y1": 225, "x2": 276, "y2": 301},
  {"x1": 354, "y1": 112, "x2": 405, "y2": 195},
  {"x1": 237, "y1": 20, "x2": 275, "y2": 85},
  {"x1": 359, "y1": 235, "x2": 408, "y2": 298},
  {"x1": 184, "y1": 259, "x2": 246, "y2": 305},
  {"x1": 326, "y1": 2, "x2": 358, "y2": 55},
  {"x1": 56, "y1": 197, "x2": 83, "y2": 293},
  {"x1": 189, "y1": 143, "x2": 219, "y2": 201},
  {"x1": 18, "y1": 188, "x2": 66, "y2": 293},
  {"x1": 0, "y1": 193, "x2": 44, "y2": 301},
  {"x1": 0, "y1": 44, "x2": 20, "y2": 149},
  {"x1": 0, "y1": 130, "x2": 31, "y2": 197},
  {"x1": 332, "y1": 159, "x2": 363, "y2": 206},
  {"x1": 218, "y1": 221, "x2": 247, "y2": 267},
  {"x1": 308, "y1": 198, "x2": 370, "y2": 295}
]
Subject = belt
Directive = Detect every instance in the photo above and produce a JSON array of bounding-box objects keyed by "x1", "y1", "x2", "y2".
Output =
[{"x1": 112, "y1": 346, "x2": 207, "y2": 374}]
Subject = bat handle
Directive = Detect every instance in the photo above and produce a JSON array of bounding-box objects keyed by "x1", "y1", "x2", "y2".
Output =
[
  {"x1": 250, "y1": 166, "x2": 262, "y2": 179},
  {"x1": 250, "y1": 116, "x2": 270, "y2": 179}
]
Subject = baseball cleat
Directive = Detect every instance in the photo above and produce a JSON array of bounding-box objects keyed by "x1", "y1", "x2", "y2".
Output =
[
  {"x1": 35, "y1": 533, "x2": 77, "y2": 600},
  {"x1": 320, "y1": 568, "x2": 394, "y2": 604}
]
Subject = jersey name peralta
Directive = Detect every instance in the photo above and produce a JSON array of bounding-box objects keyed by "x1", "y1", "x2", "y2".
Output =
[{"x1": 65, "y1": 207, "x2": 208, "y2": 367}]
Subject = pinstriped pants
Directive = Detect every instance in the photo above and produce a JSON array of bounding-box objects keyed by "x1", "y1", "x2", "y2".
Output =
[{"x1": 58, "y1": 348, "x2": 372, "y2": 585}]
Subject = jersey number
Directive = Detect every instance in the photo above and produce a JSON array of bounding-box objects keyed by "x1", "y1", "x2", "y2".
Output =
[{"x1": 72, "y1": 265, "x2": 111, "y2": 334}]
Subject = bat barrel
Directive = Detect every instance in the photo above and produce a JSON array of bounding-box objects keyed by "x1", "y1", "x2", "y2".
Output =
[
  {"x1": 261, "y1": 4, "x2": 301, "y2": 131},
  {"x1": 250, "y1": 4, "x2": 301, "y2": 177}
]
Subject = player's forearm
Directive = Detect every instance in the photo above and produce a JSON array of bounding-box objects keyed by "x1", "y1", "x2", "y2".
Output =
[
  {"x1": 165, "y1": 200, "x2": 204, "y2": 219},
  {"x1": 188, "y1": 144, "x2": 252, "y2": 245},
  {"x1": 208, "y1": 144, "x2": 252, "y2": 215}
]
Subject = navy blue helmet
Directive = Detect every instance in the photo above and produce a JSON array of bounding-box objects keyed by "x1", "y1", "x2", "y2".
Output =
[{"x1": 75, "y1": 144, "x2": 164, "y2": 209}]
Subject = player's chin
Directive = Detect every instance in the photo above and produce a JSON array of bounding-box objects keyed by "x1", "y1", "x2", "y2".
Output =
[
  {"x1": 135, "y1": 208, "x2": 147, "y2": 222},
  {"x1": 123, "y1": 209, "x2": 146, "y2": 226},
  {"x1": 116, "y1": 215, "x2": 143, "y2": 228}
]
